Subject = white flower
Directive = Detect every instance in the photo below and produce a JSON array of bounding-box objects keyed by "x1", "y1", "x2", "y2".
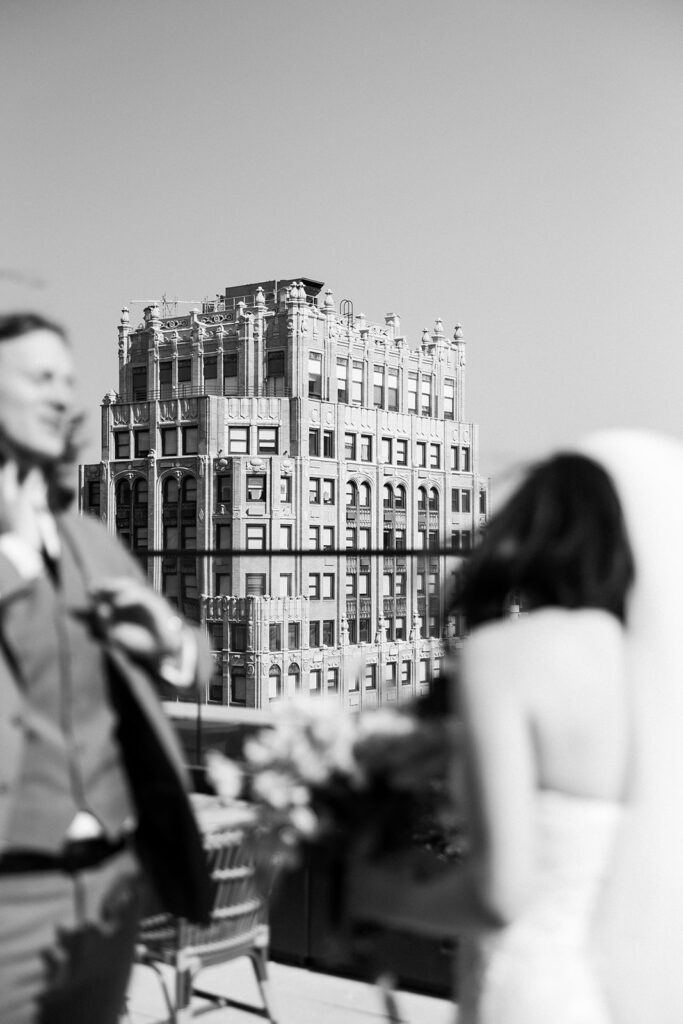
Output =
[{"x1": 204, "y1": 750, "x2": 244, "y2": 801}]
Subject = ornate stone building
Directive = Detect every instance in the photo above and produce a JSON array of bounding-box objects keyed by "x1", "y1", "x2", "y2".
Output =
[{"x1": 79, "y1": 277, "x2": 488, "y2": 709}]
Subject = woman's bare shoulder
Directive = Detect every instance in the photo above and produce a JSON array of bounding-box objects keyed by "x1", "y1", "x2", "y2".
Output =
[{"x1": 462, "y1": 608, "x2": 624, "y2": 695}]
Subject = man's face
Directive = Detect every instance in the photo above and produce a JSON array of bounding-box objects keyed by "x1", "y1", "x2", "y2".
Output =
[{"x1": 0, "y1": 329, "x2": 77, "y2": 466}]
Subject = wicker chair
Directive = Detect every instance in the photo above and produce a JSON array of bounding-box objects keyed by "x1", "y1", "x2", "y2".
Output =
[{"x1": 134, "y1": 797, "x2": 277, "y2": 1023}]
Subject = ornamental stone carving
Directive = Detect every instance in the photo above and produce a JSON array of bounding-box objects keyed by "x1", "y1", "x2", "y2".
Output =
[{"x1": 132, "y1": 405, "x2": 149, "y2": 424}]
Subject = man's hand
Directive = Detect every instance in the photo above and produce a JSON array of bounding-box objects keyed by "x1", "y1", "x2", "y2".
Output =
[{"x1": 90, "y1": 577, "x2": 187, "y2": 665}]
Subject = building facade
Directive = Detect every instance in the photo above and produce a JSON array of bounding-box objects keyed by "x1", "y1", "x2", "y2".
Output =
[{"x1": 80, "y1": 278, "x2": 488, "y2": 710}]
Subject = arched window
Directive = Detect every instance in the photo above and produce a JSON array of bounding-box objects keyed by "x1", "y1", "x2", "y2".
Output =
[
  {"x1": 346, "y1": 481, "x2": 358, "y2": 506},
  {"x1": 268, "y1": 666, "x2": 282, "y2": 702},
  {"x1": 287, "y1": 663, "x2": 300, "y2": 695},
  {"x1": 360, "y1": 482, "x2": 371, "y2": 508},
  {"x1": 163, "y1": 476, "x2": 178, "y2": 503},
  {"x1": 417, "y1": 487, "x2": 428, "y2": 511},
  {"x1": 383, "y1": 484, "x2": 393, "y2": 509},
  {"x1": 115, "y1": 475, "x2": 148, "y2": 569},
  {"x1": 162, "y1": 474, "x2": 199, "y2": 621},
  {"x1": 429, "y1": 487, "x2": 439, "y2": 511},
  {"x1": 395, "y1": 485, "x2": 406, "y2": 510}
]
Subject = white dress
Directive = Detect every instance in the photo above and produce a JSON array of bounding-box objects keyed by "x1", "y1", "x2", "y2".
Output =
[{"x1": 457, "y1": 791, "x2": 622, "y2": 1024}]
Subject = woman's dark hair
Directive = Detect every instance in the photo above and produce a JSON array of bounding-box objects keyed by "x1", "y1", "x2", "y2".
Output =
[
  {"x1": 455, "y1": 453, "x2": 635, "y2": 627},
  {"x1": 0, "y1": 311, "x2": 68, "y2": 344}
]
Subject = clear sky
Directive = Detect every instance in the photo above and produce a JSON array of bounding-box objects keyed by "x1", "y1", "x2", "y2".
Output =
[{"x1": 2, "y1": 0, "x2": 683, "y2": 488}]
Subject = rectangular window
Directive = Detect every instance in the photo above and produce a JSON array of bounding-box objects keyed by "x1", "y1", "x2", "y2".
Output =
[
  {"x1": 480, "y1": 491, "x2": 487, "y2": 514},
  {"x1": 346, "y1": 526, "x2": 357, "y2": 549},
  {"x1": 308, "y1": 352, "x2": 323, "y2": 398},
  {"x1": 309, "y1": 621, "x2": 320, "y2": 647},
  {"x1": 401, "y1": 661, "x2": 411, "y2": 685},
  {"x1": 395, "y1": 616, "x2": 407, "y2": 640},
  {"x1": 309, "y1": 429, "x2": 320, "y2": 457},
  {"x1": 359, "y1": 528, "x2": 371, "y2": 550},
  {"x1": 246, "y1": 525, "x2": 266, "y2": 550},
  {"x1": 419, "y1": 660, "x2": 430, "y2": 683},
  {"x1": 444, "y1": 379, "x2": 455, "y2": 419},
  {"x1": 387, "y1": 367, "x2": 399, "y2": 411},
  {"x1": 385, "y1": 662, "x2": 397, "y2": 686},
  {"x1": 396, "y1": 439, "x2": 408, "y2": 466},
  {"x1": 204, "y1": 355, "x2": 218, "y2": 380},
  {"x1": 408, "y1": 373, "x2": 418, "y2": 413},
  {"x1": 429, "y1": 443, "x2": 441, "y2": 469},
  {"x1": 246, "y1": 573, "x2": 267, "y2": 596},
  {"x1": 266, "y1": 350, "x2": 285, "y2": 378},
  {"x1": 462, "y1": 446, "x2": 471, "y2": 471},
  {"x1": 216, "y1": 474, "x2": 231, "y2": 504},
  {"x1": 352, "y1": 361, "x2": 364, "y2": 404},
  {"x1": 229, "y1": 427, "x2": 249, "y2": 454},
  {"x1": 86, "y1": 480, "x2": 100, "y2": 508},
  {"x1": 159, "y1": 361, "x2": 172, "y2": 386},
  {"x1": 134, "y1": 430, "x2": 150, "y2": 457},
  {"x1": 309, "y1": 526, "x2": 320, "y2": 550},
  {"x1": 309, "y1": 573, "x2": 320, "y2": 599},
  {"x1": 288, "y1": 621, "x2": 300, "y2": 647},
  {"x1": 395, "y1": 573, "x2": 407, "y2": 596},
  {"x1": 322, "y1": 479, "x2": 335, "y2": 504},
  {"x1": 461, "y1": 489, "x2": 472, "y2": 513},
  {"x1": 114, "y1": 432, "x2": 130, "y2": 459},
  {"x1": 347, "y1": 620, "x2": 357, "y2": 645},
  {"x1": 381, "y1": 438, "x2": 392, "y2": 463},
  {"x1": 280, "y1": 524, "x2": 293, "y2": 550},
  {"x1": 336, "y1": 359, "x2": 348, "y2": 403},
  {"x1": 269, "y1": 624, "x2": 282, "y2": 651},
  {"x1": 346, "y1": 573, "x2": 357, "y2": 597},
  {"x1": 322, "y1": 573, "x2": 335, "y2": 599},
  {"x1": 416, "y1": 442, "x2": 427, "y2": 468},
  {"x1": 359, "y1": 572, "x2": 370, "y2": 596},
  {"x1": 395, "y1": 528, "x2": 406, "y2": 550},
  {"x1": 322, "y1": 620, "x2": 334, "y2": 646},
  {"x1": 373, "y1": 366, "x2": 384, "y2": 407},
  {"x1": 323, "y1": 526, "x2": 335, "y2": 550},
  {"x1": 309, "y1": 668, "x2": 322, "y2": 694},
  {"x1": 421, "y1": 375, "x2": 432, "y2": 416},
  {"x1": 327, "y1": 668, "x2": 339, "y2": 693},
  {"x1": 247, "y1": 474, "x2": 266, "y2": 502},
  {"x1": 429, "y1": 571, "x2": 439, "y2": 595},
  {"x1": 182, "y1": 426, "x2": 198, "y2": 455},
  {"x1": 131, "y1": 366, "x2": 147, "y2": 400},
  {"x1": 230, "y1": 671, "x2": 246, "y2": 705},
  {"x1": 257, "y1": 427, "x2": 278, "y2": 454},
  {"x1": 359, "y1": 618, "x2": 371, "y2": 643},
  {"x1": 451, "y1": 446, "x2": 459, "y2": 471},
  {"x1": 181, "y1": 524, "x2": 196, "y2": 549},
  {"x1": 383, "y1": 573, "x2": 394, "y2": 596},
  {"x1": 344, "y1": 433, "x2": 357, "y2": 461},
  {"x1": 223, "y1": 353, "x2": 238, "y2": 394},
  {"x1": 280, "y1": 573, "x2": 293, "y2": 597},
  {"x1": 208, "y1": 622, "x2": 224, "y2": 651},
  {"x1": 309, "y1": 478, "x2": 321, "y2": 504},
  {"x1": 280, "y1": 476, "x2": 292, "y2": 502},
  {"x1": 364, "y1": 664, "x2": 377, "y2": 689},
  {"x1": 177, "y1": 359, "x2": 192, "y2": 384},
  {"x1": 323, "y1": 430, "x2": 335, "y2": 458},
  {"x1": 215, "y1": 572, "x2": 231, "y2": 595},
  {"x1": 360, "y1": 435, "x2": 372, "y2": 461},
  {"x1": 231, "y1": 626, "x2": 247, "y2": 652},
  {"x1": 215, "y1": 524, "x2": 231, "y2": 550},
  {"x1": 161, "y1": 428, "x2": 177, "y2": 456}
]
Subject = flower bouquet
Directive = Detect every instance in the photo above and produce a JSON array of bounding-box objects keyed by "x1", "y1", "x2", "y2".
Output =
[{"x1": 205, "y1": 696, "x2": 466, "y2": 897}]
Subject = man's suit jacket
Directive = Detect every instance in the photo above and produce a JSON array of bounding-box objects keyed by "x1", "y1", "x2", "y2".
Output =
[{"x1": 0, "y1": 509, "x2": 212, "y2": 924}]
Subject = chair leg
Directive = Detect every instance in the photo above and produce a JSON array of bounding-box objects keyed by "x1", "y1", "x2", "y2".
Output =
[{"x1": 248, "y1": 948, "x2": 278, "y2": 1024}]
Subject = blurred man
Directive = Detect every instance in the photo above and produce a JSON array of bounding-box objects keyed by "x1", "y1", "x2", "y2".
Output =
[{"x1": 0, "y1": 313, "x2": 212, "y2": 1024}]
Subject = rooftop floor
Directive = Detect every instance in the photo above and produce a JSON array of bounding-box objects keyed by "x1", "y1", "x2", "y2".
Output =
[{"x1": 126, "y1": 958, "x2": 456, "y2": 1024}]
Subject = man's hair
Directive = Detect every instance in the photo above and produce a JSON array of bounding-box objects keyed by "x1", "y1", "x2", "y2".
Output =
[
  {"x1": 0, "y1": 312, "x2": 68, "y2": 344},
  {"x1": 454, "y1": 453, "x2": 635, "y2": 627}
]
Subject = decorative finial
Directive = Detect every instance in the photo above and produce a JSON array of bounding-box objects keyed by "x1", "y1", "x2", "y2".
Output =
[
  {"x1": 454, "y1": 323, "x2": 463, "y2": 340},
  {"x1": 433, "y1": 318, "x2": 444, "y2": 336}
]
